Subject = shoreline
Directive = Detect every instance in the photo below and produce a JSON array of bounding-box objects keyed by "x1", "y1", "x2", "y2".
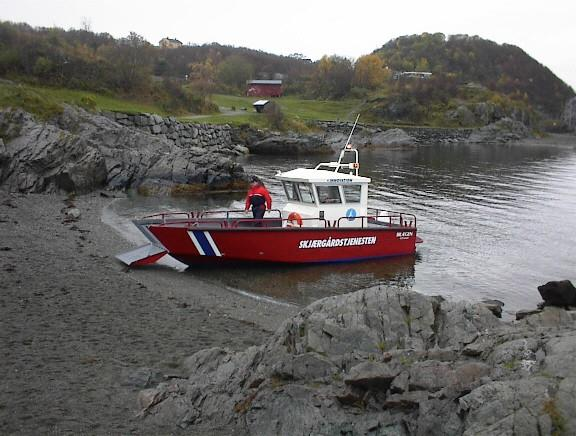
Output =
[{"x1": 0, "y1": 190, "x2": 296, "y2": 434}]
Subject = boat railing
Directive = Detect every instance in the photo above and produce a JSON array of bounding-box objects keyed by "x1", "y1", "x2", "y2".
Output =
[
  {"x1": 199, "y1": 209, "x2": 283, "y2": 220},
  {"x1": 141, "y1": 211, "x2": 196, "y2": 223},
  {"x1": 142, "y1": 209, "x2": 283, "y2": 223},
  {"x1": 367, "y1": 208, "x2": 417, "y2": 227},
  {"x1": 141, "y1": 208, "x2": 416, "y2": 229}
]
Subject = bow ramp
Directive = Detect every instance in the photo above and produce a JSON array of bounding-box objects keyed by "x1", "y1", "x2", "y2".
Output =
[{"x1": 116, "y1": 244, "x2": 167, "y2": 266}]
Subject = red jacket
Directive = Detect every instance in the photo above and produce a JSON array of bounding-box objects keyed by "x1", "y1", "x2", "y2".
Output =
[{"x1": 245, "y1": 185, "x2": 272, "y2": 210}]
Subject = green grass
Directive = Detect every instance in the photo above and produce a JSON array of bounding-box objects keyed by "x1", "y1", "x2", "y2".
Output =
[
  {"x1": 179, "y1": 94, "x2": 362, "y2": 127},
  {"x1": 0, "y1": 81, "x2": 362, "y2": 129},
  {"x1": 0, "y1": 81, "x2": 166, "y2": 118},
  {"x1": 38, "y1": 86, "x2": 165, "y2": 114},
  {"x1": 0, "y1": 81, "x2": 64, "y2": 119}
]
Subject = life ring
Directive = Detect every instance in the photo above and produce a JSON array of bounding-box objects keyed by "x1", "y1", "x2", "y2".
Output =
[{"x1": 287, "y1": 212, "x2": 303, "y2": 227}]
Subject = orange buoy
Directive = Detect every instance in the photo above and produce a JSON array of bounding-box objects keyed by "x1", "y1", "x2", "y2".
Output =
[{"x1": 287, "y1": 212, "x2": 303, "y2": 227}]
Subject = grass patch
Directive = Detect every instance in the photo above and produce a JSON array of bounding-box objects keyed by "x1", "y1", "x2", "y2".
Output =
[
  {"x1": 0, "y1": 82, "x2": 63, "y2": 119},
  {"x1": 0, "y1": 81, "x2": 166, "y2": 117},
  {"x1": 543, "y1": 399, "x2": 566, "y2": 436},
  {"x1": 502, "y1": 359, "x2": 519, "y2": 371},
  {"x1": 181, "y1": 94, "x2": 362, "y2": 129},
  {"x1": 1, "y1": 81, "x2": 363, "y2": 131},
  {"x1": 30, "y1": 85, "x2": 166, "y2": 114},
  {"x1": 212, "y1": 94, "x2": 361, "y2": 121}
]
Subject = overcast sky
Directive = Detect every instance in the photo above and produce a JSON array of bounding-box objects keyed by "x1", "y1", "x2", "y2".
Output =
[{"x1": 1, "y1": 0, "x2": 574, "y2": 89}]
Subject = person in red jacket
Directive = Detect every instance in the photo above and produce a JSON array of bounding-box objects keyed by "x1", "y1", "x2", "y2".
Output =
[{"x1": 244, "y1": 176, "x2": 272, "y2": 221}]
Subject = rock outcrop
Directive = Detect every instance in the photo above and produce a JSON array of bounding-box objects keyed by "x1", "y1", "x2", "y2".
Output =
[
  {"x1": 370, "y1": 128, "x2": 416, "y2": 146},
  {"x1": 137, "y1": 285, "x2": 576, "y2": 435},
  {"x1": 0, "y1": 106, "x2": 247, "y2": 194},
  {"x1": 468, "y1": 117, "x2": 530, "y2": 144},
  {"x1": 538, "y1": 280, "x2": 576, "y2": 307},
  {"x1": 315, "y1": 120, "x2": 530, "y2": 148}
]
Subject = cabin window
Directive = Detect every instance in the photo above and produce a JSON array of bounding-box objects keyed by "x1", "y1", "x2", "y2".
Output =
[
  {"x1": 317, "y1": 185, "x2": 342, "y2": 204},
  {"x1": 283, "y1": 182, "x2": 299, "y2": 201},
  {"x1": 343, "y1": 185, "x2": 362, "y2": 203},
  {"x1": 297, "y1": 183, "x2": 315, "y2": 203}
]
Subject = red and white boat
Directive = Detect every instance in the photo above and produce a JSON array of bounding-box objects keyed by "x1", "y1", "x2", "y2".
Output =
[{"x1": 117, "y1": 119, "x2": 422, "y2": 267}]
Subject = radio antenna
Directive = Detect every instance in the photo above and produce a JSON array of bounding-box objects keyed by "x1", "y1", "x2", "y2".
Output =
[{"x1": 344, "y1": 114, "x2": 360, "y2": 149}]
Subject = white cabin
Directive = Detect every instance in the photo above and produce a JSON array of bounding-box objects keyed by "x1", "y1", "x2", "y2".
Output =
[{"x1": 275, "y1": 147, "x2": 371, "y2": 228}]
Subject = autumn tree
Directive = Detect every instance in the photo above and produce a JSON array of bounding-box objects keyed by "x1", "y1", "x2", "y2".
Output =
[
  {"x1": 310, "y1": 55, "x2": 353, "y2": 99},
  {"x1": 188, "y1": 58, "x2": 216, "y2": 98},
  {"x1": 353, "y1": 54, "x2": 388, "y2": 89}
]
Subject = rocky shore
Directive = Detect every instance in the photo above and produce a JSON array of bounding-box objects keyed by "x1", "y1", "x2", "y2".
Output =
[
  {"x1": 2, "y1": 187, "x2": 574, "y2": 435},
  {"x1": 138, "y1": 284, "x2": 576, "y2": 435},
  {"x1": 0, "y1": 106, "x2": 248, "y2": 195},
  {"x1": 2, "y1": 104, "x2": 575, "y2": 435},
  {"x1": 0, "y1": 104, "x2": 551, "y2": 195},
  {"x1": 245, "y1": 117, "x2": 533, "y2": 155}
]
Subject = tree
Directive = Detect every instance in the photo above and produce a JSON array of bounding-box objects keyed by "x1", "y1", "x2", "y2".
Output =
[
  {"x1": 264, "y1": 101, "x2": 284, "y2": 130},
  {"x1": 415, "y1": 57, "x2": 430, "y2": 72},
  {"x1": 311, "y1": 55, "x2": 353, "y2": 99},
  {"x1": 104, "y1": 32, "x2": 153, "y2": 93},
  {"x1": 216, "y1": 55, "x2": 254, "y2": 91},
  {"x1": 353, "y1": 54, "x2": 386, "y2": 89},
  {"x1": 188, "y1": 58, "x2": 217, "y2": 99}
]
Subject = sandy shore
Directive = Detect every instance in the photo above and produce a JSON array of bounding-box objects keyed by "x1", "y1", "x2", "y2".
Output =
[{"x1": 0, "y1": 190, "x2": 297, "y2": 435}]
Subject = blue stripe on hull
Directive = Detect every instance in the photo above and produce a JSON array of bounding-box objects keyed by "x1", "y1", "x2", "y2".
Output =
[{"x1": 193, "y1": 231, "x2": 215, "y2": 256}]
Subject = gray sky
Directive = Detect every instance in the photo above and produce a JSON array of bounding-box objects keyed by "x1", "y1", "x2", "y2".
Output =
[{"x1": 1, "y1": 0, "x2": 574, "y2": 90}]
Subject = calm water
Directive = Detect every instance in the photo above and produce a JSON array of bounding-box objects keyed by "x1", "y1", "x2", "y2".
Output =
[{"x1": 109, "y1": 142, "x2": 576, "y2": 315}]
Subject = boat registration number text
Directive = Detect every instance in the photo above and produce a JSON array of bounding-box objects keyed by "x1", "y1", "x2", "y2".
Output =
[
  {"x1": 396, "y1": 231, "x2": 414, "y2": 240},
  {"x1": 298, "y1": 236, "x2": 377, "y2": 249}
]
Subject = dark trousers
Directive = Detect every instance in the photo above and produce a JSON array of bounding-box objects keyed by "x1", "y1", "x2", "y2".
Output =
[{"x1": 252, "y1": 205, "x2": 265, "y2": 220}]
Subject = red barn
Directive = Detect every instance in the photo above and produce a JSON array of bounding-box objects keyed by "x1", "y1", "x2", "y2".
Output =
[{"x1": 246, "y1": 80, "x2": 283, "y2": 97}]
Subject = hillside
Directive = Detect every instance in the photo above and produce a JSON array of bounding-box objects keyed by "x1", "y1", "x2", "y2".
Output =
[
  {"x1": 0, "y1": 21, "x2": 574, "y2": 129},
  {"x1": 0, "y1": 21, "x2": 313, "y2": 115},
  {"x1": 373, "y1": 33, "x2": 574, "y2": 118}
]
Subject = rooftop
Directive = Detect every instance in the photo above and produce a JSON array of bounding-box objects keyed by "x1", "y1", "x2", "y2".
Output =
[{"x1": 276, "y1": 168, "x2": 370, "y2": 184}]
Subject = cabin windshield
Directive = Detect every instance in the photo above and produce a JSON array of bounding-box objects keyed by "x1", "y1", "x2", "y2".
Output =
[
  {"x1": 298, "y1": 183, "x2": 315, "y2": 203},
  {"x1": 283, "y1": 181, "x2": 299, "y2": 201},
  {"x1": 283, "y1": 181, "x2": 315, "y2": 204},
  {"x1": 317, "y1": 185, "x2": 342, "y2": 204},
  {"x1": 343, "y1": 185, "x2": 362, "y2": 203}
]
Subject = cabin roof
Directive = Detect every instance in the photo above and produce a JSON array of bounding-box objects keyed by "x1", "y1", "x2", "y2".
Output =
[{"x1": 276, "y1": 168, "x2": 370, "y2": 184}]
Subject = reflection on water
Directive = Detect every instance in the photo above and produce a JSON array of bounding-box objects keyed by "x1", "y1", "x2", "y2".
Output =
[
  {"x1": 110, "y1": 141, "x2": 576, "y2": 313},
  {"x1": 185, "y1": 255, "x2": 416, "y2": 306}
]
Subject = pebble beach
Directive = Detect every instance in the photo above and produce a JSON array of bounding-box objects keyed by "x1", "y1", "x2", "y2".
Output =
[{"x1": 0, "y1": 190, "x2": 296, "y2": 434}]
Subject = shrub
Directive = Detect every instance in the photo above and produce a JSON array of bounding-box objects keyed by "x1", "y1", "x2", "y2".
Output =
[{"x1": 264, "y1": 101, "x2": 284, "y2": 130}]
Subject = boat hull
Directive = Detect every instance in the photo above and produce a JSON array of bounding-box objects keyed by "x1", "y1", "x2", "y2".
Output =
[{"x1": 147, "y1": 225, "x2": 418, "y2": 264}]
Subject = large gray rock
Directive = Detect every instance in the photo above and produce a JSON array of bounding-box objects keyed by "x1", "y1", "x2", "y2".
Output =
[
  {"x1": 458, "y1": 377, "x2": 557, "y2": 436},
  {"x1": 370, "y1": 128, "x2": 416, "y2": 146},
  {"x1": 0, "y1": 106, "x2": 246, "y2": 194},
  {"x1": 445, "y1": 105, "x2": 477, "y2": 127},
  {"x1": 468, "y1": 117, "x2": 530, "y2": 144},
  {"x1": 538, "y1": 280, "x2": 576, "y2": 307},
  {"x1": 136, "y1": 285, "x2": 576, "y2": 435}
]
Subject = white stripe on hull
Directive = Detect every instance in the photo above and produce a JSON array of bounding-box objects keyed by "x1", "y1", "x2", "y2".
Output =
[
  {"x1": 203, "y1": 231, "x2": 222, "y2": 257},
  {"x1": 187, "y1": 231, "x2": 206, "y2": 255}
]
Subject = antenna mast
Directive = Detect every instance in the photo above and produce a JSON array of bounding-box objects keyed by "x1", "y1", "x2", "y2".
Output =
[
  {"x1": 335, "y1": 114, "x2": 361, "y2": 175},
  {"x1": 344, "y1": 114, "x2": 360, "y2": 149}
]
